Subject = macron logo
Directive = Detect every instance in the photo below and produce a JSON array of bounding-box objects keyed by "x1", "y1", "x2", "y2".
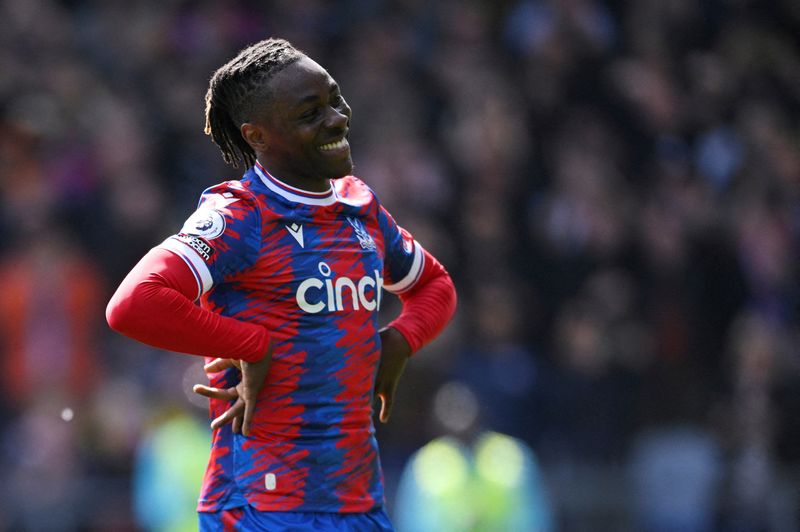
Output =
[{"x1": 286, "y1": 223, "x2": 304, "y2": 248}]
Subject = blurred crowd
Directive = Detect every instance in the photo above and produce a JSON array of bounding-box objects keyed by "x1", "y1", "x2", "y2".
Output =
[{"x1": 1, "y1": 0, "x2": 799, "y2": 530}]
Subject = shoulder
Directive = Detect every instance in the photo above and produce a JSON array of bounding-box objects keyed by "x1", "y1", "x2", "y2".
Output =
[
  {"x1": 199, "y1": 179, "x2": 260, "y2": 208},
  {"x1": 181, "y1": 180, "x2": 262, "y2": 239},
  {"x1": 334, "y1": 175, "x2": 378, "y2": 208}
]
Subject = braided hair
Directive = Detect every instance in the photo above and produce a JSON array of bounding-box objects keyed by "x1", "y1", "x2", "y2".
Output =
[{"x1": 204, "y1": 38, "x2": 304, "y2": 168}]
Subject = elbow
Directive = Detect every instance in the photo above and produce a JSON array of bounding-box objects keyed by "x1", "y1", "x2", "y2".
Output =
[
  {"x1": 106, "y1": 290, "x2": 133, "y2": 335},
  {"x1": 105, "y1": 296, "x2": 123, "y2": 333},
  {"x1": 445, "y1": 275, "x2": 458, "y2": 320}
]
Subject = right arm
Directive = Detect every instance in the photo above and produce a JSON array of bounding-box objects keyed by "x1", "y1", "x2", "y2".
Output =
[
  {"x1": 106, "y1": 247, "x2": 269, "y2": 362},
  {"x1": 106, "y1": 247, "x2": 271, "y2": 436}
]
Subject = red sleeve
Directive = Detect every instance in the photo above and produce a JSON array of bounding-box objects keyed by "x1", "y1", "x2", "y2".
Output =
[
  {"x1": 387, "y1": 249, "x2": 457, "y2": 354},
  {"x1": 106, "y1": 248, "x2": 269, "y2": 362}
]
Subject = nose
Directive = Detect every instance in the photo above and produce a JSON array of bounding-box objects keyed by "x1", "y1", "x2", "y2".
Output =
[{"x1": 325, "y1": 104, "x2": 350, "y2": 130}]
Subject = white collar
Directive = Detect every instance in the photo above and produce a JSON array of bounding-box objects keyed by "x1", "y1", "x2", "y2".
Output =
[{"x1": 254, "y1": 162, "x2": 338, "y2": 206}]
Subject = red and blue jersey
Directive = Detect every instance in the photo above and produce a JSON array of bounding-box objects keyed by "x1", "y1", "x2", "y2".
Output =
[{"x1": 157, "y1": 162, "x2": 424, "y2": 513}]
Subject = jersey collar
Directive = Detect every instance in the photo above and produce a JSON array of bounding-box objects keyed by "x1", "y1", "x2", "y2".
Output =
[{"x1": 254, "y1": 162, "x2": 338, "y2": 206}]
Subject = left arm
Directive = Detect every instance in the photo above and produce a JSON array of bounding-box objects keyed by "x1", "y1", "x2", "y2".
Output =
[
  {"x1": 375, "y1": 248, "x2": 457, "y2": 422},
  {"x1": 387, "y1": 248, "x2": 457, "y2": 354}
]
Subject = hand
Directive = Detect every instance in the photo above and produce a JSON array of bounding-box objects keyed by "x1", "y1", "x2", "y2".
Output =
[
  {"x1": 375, "y1": 327, "x2": 412, "y2": 423},
  {"x1": 193, "y1": 343, "x2": 272, "y2": 436}
]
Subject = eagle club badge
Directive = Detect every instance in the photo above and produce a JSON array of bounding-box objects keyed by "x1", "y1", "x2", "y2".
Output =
[
  {"x1": 347, "y1": 217, "x2": 377, "y2": 251},
  {"x1": 181, "y1": 207, "x2": 226, "y2": 239}
]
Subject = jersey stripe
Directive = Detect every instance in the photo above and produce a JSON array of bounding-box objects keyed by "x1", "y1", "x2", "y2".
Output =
[
  {"x1": 384, "y1": 241, "x2": 424, "y2": 294},
  {"x1": 157, "y1": 237, "x2": 214, "y2": 298}
]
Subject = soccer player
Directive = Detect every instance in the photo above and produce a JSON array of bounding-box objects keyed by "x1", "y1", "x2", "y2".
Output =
[{"x1": 106, "y1": 38, "x2": 457, "y2": 531}]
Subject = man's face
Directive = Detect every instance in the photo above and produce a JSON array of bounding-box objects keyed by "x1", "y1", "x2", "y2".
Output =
[{"x1": 251, "y1": 57, "x2": 353, "y2": 187}]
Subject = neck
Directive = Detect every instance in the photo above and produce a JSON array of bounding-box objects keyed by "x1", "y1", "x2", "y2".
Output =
[{"x1": 255, "y1": 161, "x2": 332, "y2": 194}]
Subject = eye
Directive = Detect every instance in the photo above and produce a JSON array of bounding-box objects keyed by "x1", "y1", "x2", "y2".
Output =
[
  {"x1": 300, "y1": 107, "x2": 321, "y2": 121},
  {"x1": 331, "y1": 94, "x2": 344, "y2": 106}
]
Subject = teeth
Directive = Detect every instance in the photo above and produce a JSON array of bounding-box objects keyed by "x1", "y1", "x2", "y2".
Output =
[{"x1": 318, "y1": 138, "x2": 348, "y2": 151}]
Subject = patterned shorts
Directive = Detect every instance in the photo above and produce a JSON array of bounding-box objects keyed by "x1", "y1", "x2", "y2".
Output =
[{"x1": 198, "y1": 505, "x2": 394, "y2": 532}]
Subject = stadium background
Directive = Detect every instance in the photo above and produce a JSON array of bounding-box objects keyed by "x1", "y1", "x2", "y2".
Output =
[{"x1": 1, "y1": 0, "x2": 799, "y2": 530}]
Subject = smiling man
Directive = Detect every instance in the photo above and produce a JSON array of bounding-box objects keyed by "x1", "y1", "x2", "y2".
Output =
[{"x1": 106, "y1": 38, "x2": 457, "y2": 531}]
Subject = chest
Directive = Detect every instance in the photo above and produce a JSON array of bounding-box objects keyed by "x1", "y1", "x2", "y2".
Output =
[{"x1": 244, "y1": 212, "x2": 386, "y2": 314}]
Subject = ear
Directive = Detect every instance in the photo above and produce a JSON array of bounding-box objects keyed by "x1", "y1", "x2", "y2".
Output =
[{"x1": 241, "y1": 123, "x2": 269, "y2": 152}]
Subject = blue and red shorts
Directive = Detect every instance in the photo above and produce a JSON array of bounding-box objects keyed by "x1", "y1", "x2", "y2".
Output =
[{"x1": 198, "y1": 505, "x2": 394, "y2": 532}]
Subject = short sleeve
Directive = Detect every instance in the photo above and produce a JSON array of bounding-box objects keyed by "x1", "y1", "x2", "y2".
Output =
[
  {"x1": 156, "y1": 182, "x2": 261, "y2": 300},
  {"x1": 377, "y1": 204, "x2": 425, "y2": 295}
]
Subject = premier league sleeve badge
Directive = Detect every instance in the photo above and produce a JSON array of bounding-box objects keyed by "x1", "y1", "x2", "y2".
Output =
[{"x1": 181, "y1": 207, "x2": 226, "y2": 240}]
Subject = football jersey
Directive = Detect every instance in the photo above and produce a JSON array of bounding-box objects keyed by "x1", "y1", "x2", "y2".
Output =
[{"x1": 157, "y1": 162, "x2": 424, "y2": 513}]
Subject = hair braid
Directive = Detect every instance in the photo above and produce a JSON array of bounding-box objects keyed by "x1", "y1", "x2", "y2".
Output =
[{"x1": 204, "y1": 38, "x2": 304, "y2": 168}]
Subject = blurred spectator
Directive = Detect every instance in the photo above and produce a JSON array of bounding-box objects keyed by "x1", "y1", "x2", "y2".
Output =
[
  {"x1": 0, "y1": 227, "x2": 104, "y2": 406},
  {"x1": 133, "y1": 411, "x2": 209, "y2": 532},
  {"x1": 394, "y1": 381, "x2": 554, "y2": 532},
  {"x1": 394, "y1": 431, "x2": 554, "y2": 532}
]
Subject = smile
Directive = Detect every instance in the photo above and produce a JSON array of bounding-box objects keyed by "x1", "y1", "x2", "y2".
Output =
[{"x1": 318, "y1": 138, "x2": 349, "y2": 152}]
